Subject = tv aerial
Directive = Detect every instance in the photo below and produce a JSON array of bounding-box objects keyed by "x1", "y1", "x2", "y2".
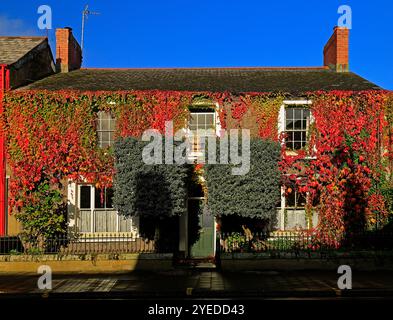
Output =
[{"x1": 81, "y1": 4, "x2": 100, "y2": 53}]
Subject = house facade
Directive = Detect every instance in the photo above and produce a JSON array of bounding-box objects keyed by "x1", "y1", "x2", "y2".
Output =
[{"x1": 0, "y1": 26, "x2": 390, "y2": 258}]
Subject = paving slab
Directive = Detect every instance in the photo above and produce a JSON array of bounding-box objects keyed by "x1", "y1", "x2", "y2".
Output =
[{"x1": 0, "y1": 270, "x2": 392, "y2": 299}]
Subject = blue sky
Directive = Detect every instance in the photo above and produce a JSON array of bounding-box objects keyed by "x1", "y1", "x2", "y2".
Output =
[{"x1": 1, "y1": 0, "x2": 392, "y2": 89}]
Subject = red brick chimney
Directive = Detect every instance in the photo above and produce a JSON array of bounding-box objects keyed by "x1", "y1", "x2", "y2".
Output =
[
  {"x1": 323, "y1": 27, "x2": 349, "y2": 72},
  {"x1": 56, "y1": 27, "x2": 82, "y2": 73}
]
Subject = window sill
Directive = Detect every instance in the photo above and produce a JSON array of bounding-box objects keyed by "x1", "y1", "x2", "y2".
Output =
[
  {"x1": 284, "y1": 150, "x2": 316, "y2": 160},
  {"x1": 76, "y1": 232, "x2": 138, "y2": 241}
]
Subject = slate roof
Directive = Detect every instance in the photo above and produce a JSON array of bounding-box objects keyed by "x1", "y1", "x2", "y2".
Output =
[
  {"x1": 0, "y1": 37, "x2": 47, "y2": 65},
  {"x1": 21, "y1": 67, "x2": 382, "y2": 93}
]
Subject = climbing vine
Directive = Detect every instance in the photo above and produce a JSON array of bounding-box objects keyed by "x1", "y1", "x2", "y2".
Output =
[
  {"x1": 1, "y1": 89, "x2": 392, "y2": 247},
  {"x1": 280, "y1": 91, "x2": 393, "y2": 247}
]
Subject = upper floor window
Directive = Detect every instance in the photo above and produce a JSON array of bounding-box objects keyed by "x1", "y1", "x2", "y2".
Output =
[
  {"x1": 97, "y1": 111, "x2": 116, "y2": 148},
  {"x1": 285, "y1": 107, "x2": 311, "y2": 150},
  {"x1": 189, "y1": 109, "x2": 216, "y2": 155}
]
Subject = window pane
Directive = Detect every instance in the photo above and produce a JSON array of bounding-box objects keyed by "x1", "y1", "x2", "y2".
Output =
[
  {"x1": 297, "y1": 192, "x2": 307, "y2": 207},
  {"x1": 198, "y1": 114, "x2": 205, "y2": 128},
  {"x1": 286, "y1": 108, "x2": 293, "y2": 120},
  {"x1": 294, "y1": 120, "x2": 302, "y2": 130},
  {"x1": 294, "y1": 141, "x2": 302, "y2": 149},
  {"x1": 80, "y1": 186, "x2": 91, "y2": 209},
  {"x1": 119, "y1": 216, "x2": 132, "y2": 232},
  {"x1": 286, "y1": 190, "x2": 296, "y2": 207},
  {"x1": 285, "y1": 131, "x2": 293, "y2": 149},
  {"x1": 294, "y1": 109, "x2": 302, "y2": 119},
  {"x1": 101, "y1": 132, "x2": 110, "y2": 143},
  {"x1": 189, "y1": 114, "x2": 197, "y2": 126},
  {"x1": 97, "y1": 132, "x2": 103, "y2": 146},
  {"x1": 303, "y1": 110, "x2": 310, "y2": 129},
  {"x1": 286, "y1": 131, "x2": 293, "y2": 142},
  {"x1": 198, "y1": 129, "x2": 207, "y2": 137},
  {"x1": 106, "y1": 211, "x2": 117, "y2": 232},
  {"x1": 95, "y1": 188, "x2": 105, "y2": 209},
  {"x1": 110, "y1": 119, "x2": 116, "y2": 131},
  {"x1": 79, "y1": 210, "x2": 91, "y2": 232},
  {"x1": 106, "y1": 188, "x2": 114, "y2": 208},
  {"x1": 101, "y1": 119, "x2": 110, "y2": 130},
  {"x1": 286, "y1": 120, "x2": 293, "y2": 130},
  {"x1": 205, "y1": 114, "x2": 214, "y2": 127},
  {"x1": 101, "y1": 111, "x2": 111, "y2": 120},
  {"x1": 294, "y1": 131, "x2": 302, "y2": 141},
  {"x1": 206, "y1": 128, "x2": 216, "y2": 136},
  {"x1": 109, "y1": 132, "x2": 114, "y2": 145}
]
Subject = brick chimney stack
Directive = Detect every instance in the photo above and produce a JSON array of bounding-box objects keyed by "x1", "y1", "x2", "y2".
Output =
[
  {"x1": 56, "y1": 27, "x2": 82, "y2": 73},
  {"x1": 323, "y1": 27, "x2": 349, "y2": 72}
]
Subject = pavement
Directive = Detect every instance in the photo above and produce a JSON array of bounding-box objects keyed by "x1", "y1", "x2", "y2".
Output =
[{"x1": 0, "y1": 269, "x2": 392, "y2": 299}]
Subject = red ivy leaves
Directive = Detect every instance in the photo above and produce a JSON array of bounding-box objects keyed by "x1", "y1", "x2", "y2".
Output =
[
  {"x1": 2, "y1": 89, "x2": 392, "y2": 248},
  {"x1": 280, "y1": 91, "x2": 392, "y2": 247}
]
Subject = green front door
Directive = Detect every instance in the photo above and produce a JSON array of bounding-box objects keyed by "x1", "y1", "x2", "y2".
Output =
[{"x1": 189, "y1": 198, "x2": 215, "y2": 258}]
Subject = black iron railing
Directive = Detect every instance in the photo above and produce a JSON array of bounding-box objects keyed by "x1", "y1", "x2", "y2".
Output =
[
  {"x1": 1, "y1": 231, "x2": 392, "y2": 256},
  {"x1": 0, "y1": 233, "x2": 173, "y2": 255},
  {"x1": 219, "y1": 231, "x2": 393, "y2": 253}
]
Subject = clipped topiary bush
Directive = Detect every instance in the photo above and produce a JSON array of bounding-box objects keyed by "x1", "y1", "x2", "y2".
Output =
[
  {"x1": 113, "y1": 137, "x2": 189, "y2": 220},
  {"x1": 204, "y1": 139, "x2": 281, "y2": 220}
]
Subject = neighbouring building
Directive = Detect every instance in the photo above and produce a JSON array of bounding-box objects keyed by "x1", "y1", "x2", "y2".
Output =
[{"x1": 0, "y1": 35, "x2": 56, "y2": 236}]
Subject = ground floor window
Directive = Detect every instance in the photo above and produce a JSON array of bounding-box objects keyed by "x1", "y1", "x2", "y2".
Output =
[
  {"x1": 77, "y1": 184, "x2": 138, "y2": 234},
  {"x1": 283, "y1": 175, "x2": 307, "y2": 209},
  {"x1": 285, "y1": 187, "x2": 307, "y2": 208}
]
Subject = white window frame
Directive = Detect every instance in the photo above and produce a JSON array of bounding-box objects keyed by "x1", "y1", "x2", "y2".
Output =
[
  {"x1": 278, "y1": 100, "x2": 314, "y2": 153},
  {"x1": 186, "y1": 102, "x2": 221, "y2": 161},
  {"x1": 97, "y1": 111, "x2": 116, "y2": 148},
  {"x1": 76, "y1": 184, "x2": 138, "y2": 236}
]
